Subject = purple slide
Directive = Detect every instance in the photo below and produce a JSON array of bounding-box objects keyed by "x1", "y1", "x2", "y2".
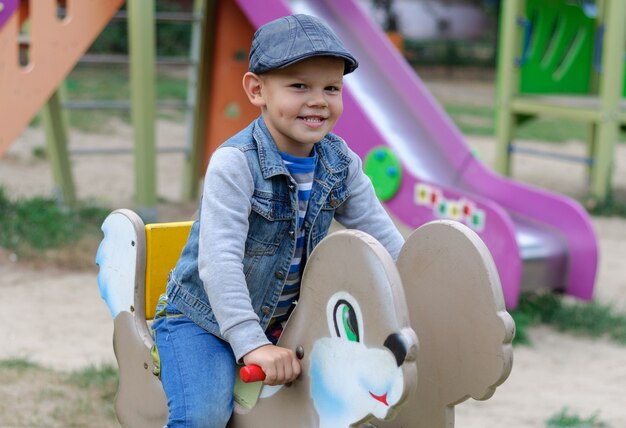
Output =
[
  {"x1": 0, "y1": 0, "x2": 18, "y2": 31},
  {"x1": 235, "y1": 0, "x2": 598, "y2": 308}
]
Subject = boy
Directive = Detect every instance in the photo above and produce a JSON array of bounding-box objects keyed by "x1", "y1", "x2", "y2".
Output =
[{"x1": 152, "y1": 14, "x2": 405, "y2": 427}]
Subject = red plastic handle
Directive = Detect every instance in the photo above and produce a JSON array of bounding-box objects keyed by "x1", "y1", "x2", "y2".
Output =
[{"x1": 240, "y1": 364, "x2": 266, "y2": 383}]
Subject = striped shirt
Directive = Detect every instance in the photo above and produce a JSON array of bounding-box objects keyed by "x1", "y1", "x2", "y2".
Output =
[{"x1": 265, "y1": 150, "x2": 317, "y2": 343}]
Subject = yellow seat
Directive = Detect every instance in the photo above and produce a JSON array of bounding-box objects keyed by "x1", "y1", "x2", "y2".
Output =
[{"x1": 144, "y1": 221, "x2": 193, "y2": 319}]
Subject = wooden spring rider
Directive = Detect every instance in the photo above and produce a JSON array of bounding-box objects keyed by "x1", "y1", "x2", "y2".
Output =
[{"x1": 96, "y1": 209, "x2": 514, "y2": 427}]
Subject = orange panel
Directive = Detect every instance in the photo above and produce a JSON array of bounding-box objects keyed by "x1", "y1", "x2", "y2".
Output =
[
  {"x1": 203, "y1": 0, "x2": 258, "y2": 170},
  {"x1": 0, "y1": 0, "x2": 124, "y2": 155}
]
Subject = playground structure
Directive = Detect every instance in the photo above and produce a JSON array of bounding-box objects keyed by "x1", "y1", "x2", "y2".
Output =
[
  {"x1": 0, "y1": 0, "x2": 163, "y2": 213},
  {"x1": 495, "y1": 0, "x2": 626, "y2": 204},
  {"x1": 215, "y1": 0, "x2": 597, "y2": 310},
  {"x1": 0, "y1": 2, "x2": 601, "y2": 307},
  {"x1": 0, "y1": 0, "x2": 124, "y2": 153},
  {"x1": 97, "y1": 209, "x2": 513, "y2": 427},
  {"x1": 0, "y1": 0, "x2": 125, "y2": 205}
]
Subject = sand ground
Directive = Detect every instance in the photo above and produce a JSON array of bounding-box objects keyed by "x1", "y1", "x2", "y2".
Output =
[{"x1": 1, "y1": 78, "x2": 625, "y2": 426}]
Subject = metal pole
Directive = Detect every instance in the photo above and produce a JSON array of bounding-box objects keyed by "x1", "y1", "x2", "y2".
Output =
[
  {"x1": 182, "y1": 0, "x2": 216, "y2": 201},
  {"x1": 41, "y1": 87, "x2": 77, "y2": 207},
  {"x1": 127, "y1": 0, "x2": 158, "y2": 221},
  {"x1": 590, "y1": 0, "x2": 625, "y2": 202},
  {"x1": 494, "y1": 0, "x2": 526, "y2": 176}
]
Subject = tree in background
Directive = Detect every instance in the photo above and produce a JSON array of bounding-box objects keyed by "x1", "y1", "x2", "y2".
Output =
[
  {"x1": 89, "y1": 0, "x2": 192, "y2": 56},
  {"x1": 372, "y1": 0, "x2": 399, "y2": 32}
]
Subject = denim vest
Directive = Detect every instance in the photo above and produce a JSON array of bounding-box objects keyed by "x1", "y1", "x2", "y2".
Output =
[{"x1": 166, "y1": 117, "x2": 367, "y2": 359}]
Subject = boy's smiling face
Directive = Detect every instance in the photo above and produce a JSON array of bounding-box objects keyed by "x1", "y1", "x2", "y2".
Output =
[{"x1": 243, "y1": 56, "x2": 345, "y2": 157}]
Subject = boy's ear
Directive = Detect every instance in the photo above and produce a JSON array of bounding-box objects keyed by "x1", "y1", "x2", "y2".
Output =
[{"x1": 242, "y1": 72, "x2": 266, "y2": 108}]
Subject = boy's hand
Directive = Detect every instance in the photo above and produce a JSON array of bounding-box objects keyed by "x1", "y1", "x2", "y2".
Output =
[{"x1": 242, "y1": 344, "x2": 301, "y2": 386}]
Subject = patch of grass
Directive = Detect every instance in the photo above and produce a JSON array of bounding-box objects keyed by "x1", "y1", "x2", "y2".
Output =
[
  {"x1": 0, "y1": 358, "x2": 41, "y2": 370},
  {"x1": 69, "y1": 364, "x2": 119, "y2": 390},
  {"x1": 0, "y1": 186, "x2": 109, "y2": 252},
  {"x1": 0, "y1": 359, "x2": 119, "y2": 427},
  {"x1": 587, "y1": 196, "x2": 626, "y2": 217},
  {"x1": 442, "y1": 103, "x2": 626, "y2": 143},
  {"x1": 63, "y1": 64, "x2": 187, "y2": 132},
  {"x1": 70, "y1": 364, "x2": 119, "y2": 417},
  {"x1": 510, "y1": 291, "x2": 562, "y2": 346},
  {"x1": 509, "y1": 308, "x2": 534, "y2": 346},
  {"x1": 511, "y1": 292, "x2": 626, "y2": 346},
  {"x1": 442, "y1": 104, "x2": 495, "y2": 136},
  {"x1": 31, "y1": 145, "x2": 47, "y2": 159},
  {"x1": 546, "y1": 407, "x2": 609, "y2": 427},
  {"x1": 516, "y1": 117, "x2": 591, "y2": 143}
]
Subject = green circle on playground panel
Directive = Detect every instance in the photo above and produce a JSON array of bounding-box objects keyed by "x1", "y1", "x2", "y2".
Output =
[
  {"x1": 225, "y1": 102, "x2": 241, "y2": 119},
  {"x1": 364, "y1": 147, "x2": 402, "y2": 201}
]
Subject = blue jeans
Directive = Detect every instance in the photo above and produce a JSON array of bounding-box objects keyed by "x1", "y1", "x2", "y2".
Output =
[{"x1": 152, "y1": 297, "x2": 236, "y2": 428}]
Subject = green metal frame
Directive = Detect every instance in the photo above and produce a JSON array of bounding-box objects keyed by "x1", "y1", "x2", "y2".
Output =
[
  {"x1": 127, "y1": 0, "x2": 157, "y2": 221},
  {"x1": 41, "y1": 86, "x2": 77, "y2": 207},
  {"x1": 182, "y1": 0, "x2": 216, "y2": 201},
  {"x1": 494, "y1": 0, "x2": 625, "y2": 202},
  {"x1": 40, "y1": 2, "x2": 214, "y2": 215}
]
